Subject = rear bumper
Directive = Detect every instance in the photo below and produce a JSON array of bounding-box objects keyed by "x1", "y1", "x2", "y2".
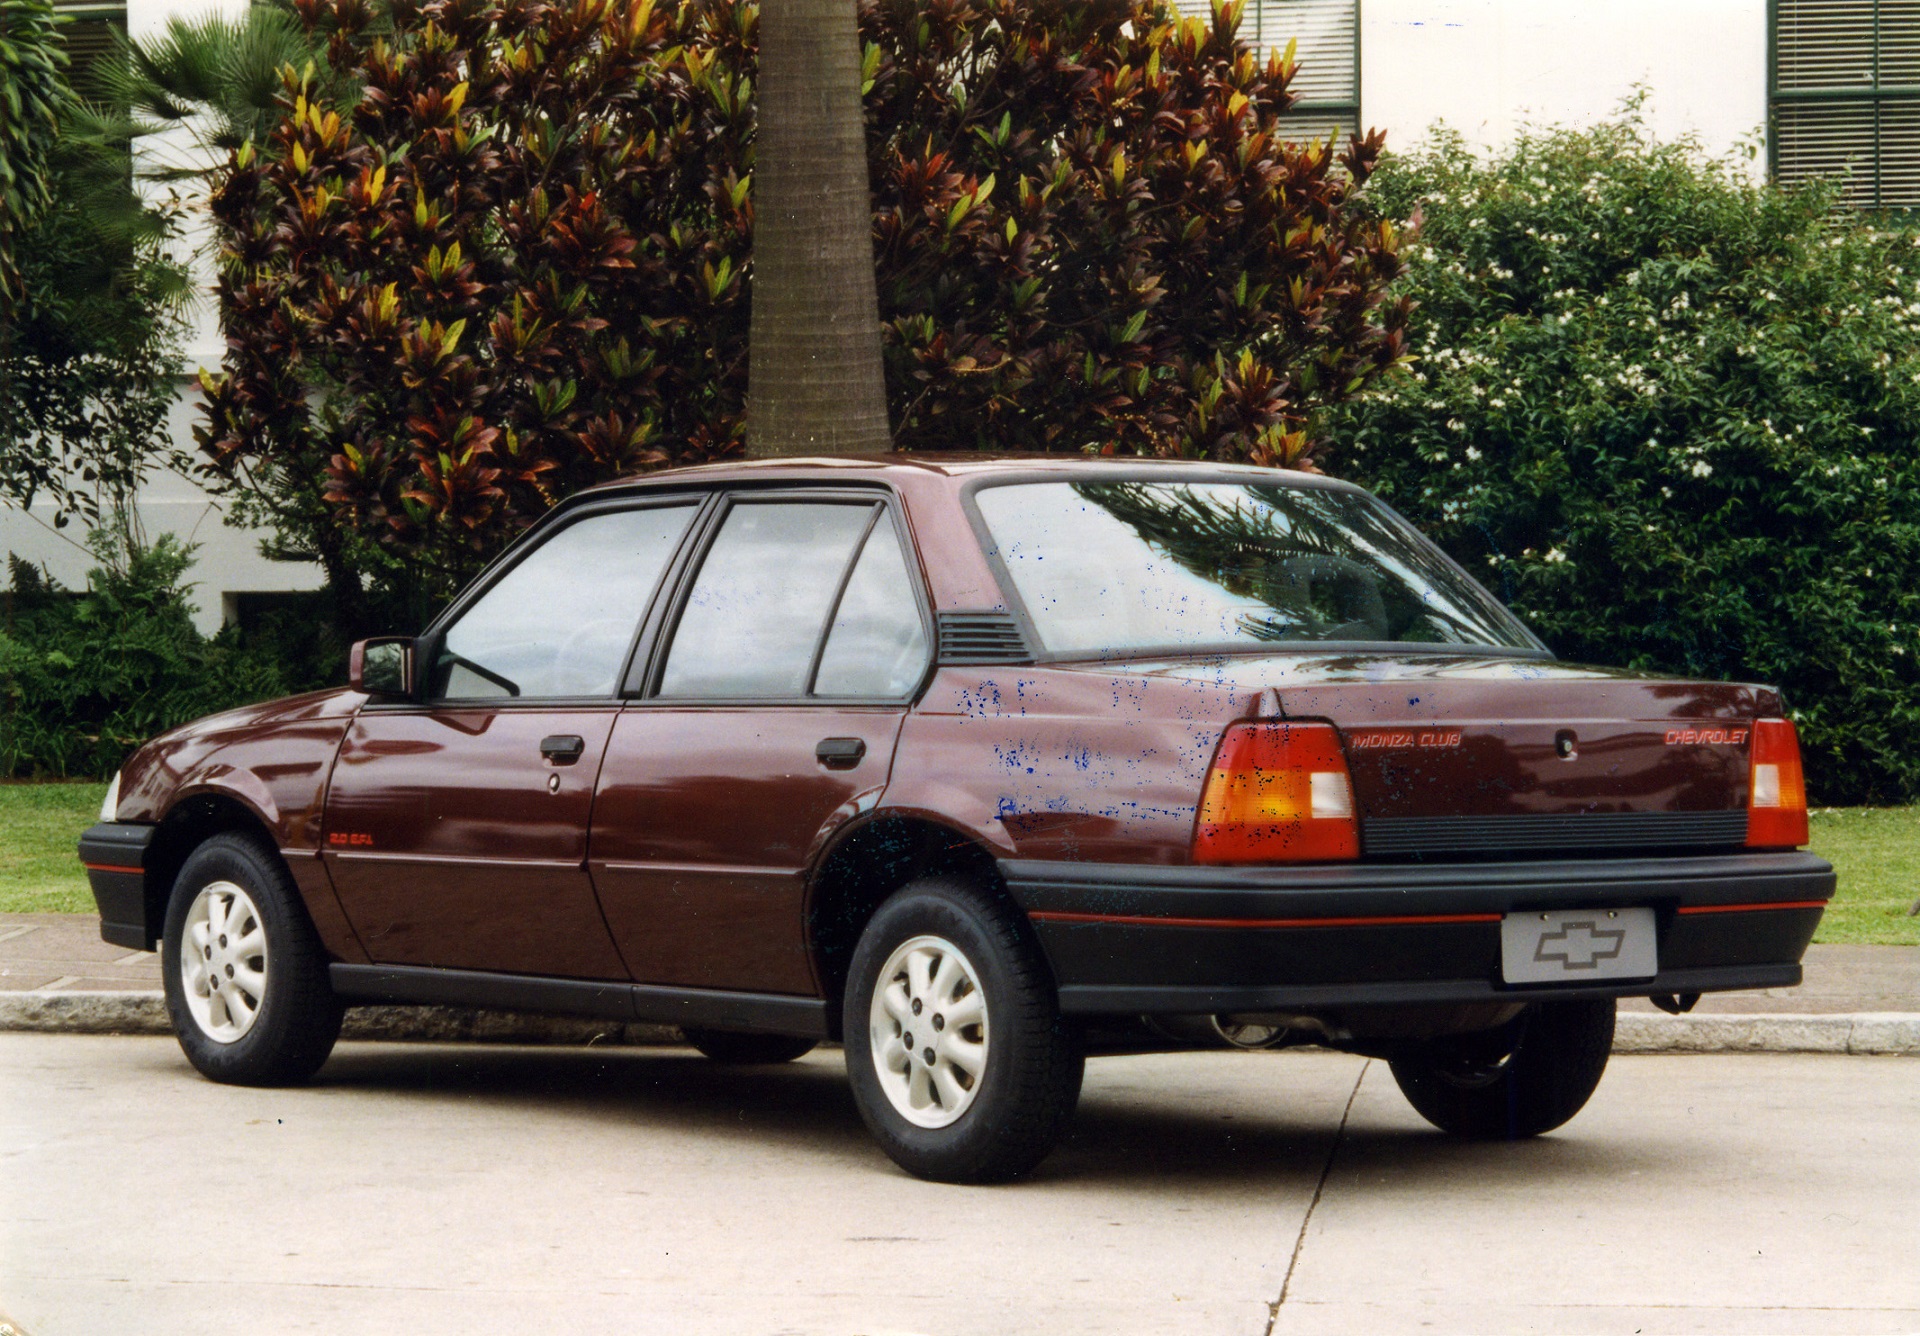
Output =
[
  {"x1": 78, "y1": 822, "x2": 158, "y2": 951},
  {"x1": 1000, "y1": 851, "x2": 1834, "y2": 1016}
]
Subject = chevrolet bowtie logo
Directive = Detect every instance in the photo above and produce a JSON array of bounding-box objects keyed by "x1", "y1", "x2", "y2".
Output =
[{"x1": 1534, "y1": 919, "x2": 1627, "y2": 970}]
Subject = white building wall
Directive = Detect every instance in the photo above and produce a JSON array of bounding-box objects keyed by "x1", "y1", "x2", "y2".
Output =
[
  {"x1": 1361, "y1": 0, "x2": 1770, "y2": 162},
  {"x1": 0, "y1": 0, "x2": 321, "y2": 635},
  {"x1": 0, "y1": 393, "x2": 324, "y2": 635}
]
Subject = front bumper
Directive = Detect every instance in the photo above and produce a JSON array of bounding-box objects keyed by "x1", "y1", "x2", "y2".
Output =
[
  {"x1": 1001, "y1": 851, "x2": 1834, "y2": 1016},
  {"x1": 78, "y1": 822, "x2": 158, "y2": 950}
]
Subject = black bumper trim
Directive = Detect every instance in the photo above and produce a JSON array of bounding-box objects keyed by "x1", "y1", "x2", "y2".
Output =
[
  {"x1": 1360, "y1": 810, "x2": 1750, "y2": 855},
  {"x1": 78, "y1": 822, "x2": 158, "y2": 951},
  {"x1": 78, "y1": 820, "x2": 157, "y2": 868},
  {"x1": 1003, "y1": 853, "x2": 1830, "y2": 1014},
  {"x1": 328, "y1": 964, "x2": 831, "y2": 1038},
  {"x1": 1057, "y1": 964, "x2": 1803, "y2": 1016},
  {"x1": 1001, "y1": 851, "x2": 1835, "y2": 920}
]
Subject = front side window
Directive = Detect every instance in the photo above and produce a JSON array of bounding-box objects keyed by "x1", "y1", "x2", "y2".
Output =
[
  {"x1": 432, "y1": 503, "x2": 696, "y2": 699},
  {"x1": 973, "y1": 480, "x2": 1539, "y2": 657},
  {"x1": 659, "y1": 500, "x2": 928, "y2": 699}
]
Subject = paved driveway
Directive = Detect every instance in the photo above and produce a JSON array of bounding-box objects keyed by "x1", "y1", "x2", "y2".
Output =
[{"x1": 2, "y1": 1035, "x2": 1915, "y2": 1335}]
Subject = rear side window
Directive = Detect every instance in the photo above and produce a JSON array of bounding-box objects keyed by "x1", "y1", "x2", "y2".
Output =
[
  {"x1": 659, "y1": 500, "x2": 928, "y2": 699},
  {"x1": 432, "y1": 503, "x2": 696, "y2": 700},
  {"x1": 815, "y1": 521, "x2": 929, "y2": 697}
]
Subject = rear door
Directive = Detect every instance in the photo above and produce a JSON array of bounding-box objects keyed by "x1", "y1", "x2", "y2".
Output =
[
  {"x1": 324, "y1": 497, "x2": 702, "y2": 977},
  {"x1": 590, "y1": 491, "x2": 932, "y2": 995}
]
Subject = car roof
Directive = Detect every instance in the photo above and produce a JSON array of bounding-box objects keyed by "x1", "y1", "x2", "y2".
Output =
[{"x1": 573, "y1": 452, "x2": 1360, "y2": 494}]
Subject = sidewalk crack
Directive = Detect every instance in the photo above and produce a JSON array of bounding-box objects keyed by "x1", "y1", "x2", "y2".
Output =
[{"x1": 1267, "y1": 1058, "x2": 1367, "y2": 1336}]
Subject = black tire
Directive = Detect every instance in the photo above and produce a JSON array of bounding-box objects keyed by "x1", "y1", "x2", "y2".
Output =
[
  {"x1": 843, "y1": 875, "x2": 1083, "y2": 1183},
  {"x1": 160, "y1": 832, "x2": 343, "y2": 1086},
  {"x1": 1389, "y1": 998, "x2": 1616, "y2": 1140},
  {"x1": 682, "y1": 1028, "x2": 818, "y2": 1064}
]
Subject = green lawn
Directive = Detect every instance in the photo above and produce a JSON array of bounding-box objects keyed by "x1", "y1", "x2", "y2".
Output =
[
  {"x1": 1, "y1": 781, "x2": 108, "y2": 914},
  {"x1": 1806, "y1": 807, "x2": 1920, "y2": 945},
  {"x1": 4, "y1": 781, "x2": 1916, "y2": 943}
]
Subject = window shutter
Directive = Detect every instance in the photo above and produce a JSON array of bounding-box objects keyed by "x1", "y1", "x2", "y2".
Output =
[
  {"x1": 51, "y1": 1, "x2": 125, "y2": 91},
  {"x1": 1164, "y1": 0, "x2": 1359, "y2": 144},
  {"x1": 1773, "y1": 0, "x2": 1920, "y2": 210}
]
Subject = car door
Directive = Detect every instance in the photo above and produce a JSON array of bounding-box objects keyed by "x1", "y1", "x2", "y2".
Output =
[
  {"x1": 324, "y1": 496, "x2": 703, "y2": 978},
  {"x1": 590, "y1": 491, "x2": 932, "y2": 995}
]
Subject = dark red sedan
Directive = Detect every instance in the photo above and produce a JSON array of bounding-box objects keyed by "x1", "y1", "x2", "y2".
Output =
[{"x1": 80, "y1": 456, "x2": 1832, "y2": 1181}]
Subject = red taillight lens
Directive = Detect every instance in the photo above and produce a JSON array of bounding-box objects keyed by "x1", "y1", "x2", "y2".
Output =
[
  {"x1": 1746, "y1": 717, "x2": 1809, "y2": 848},
  {"x1": 1193, "y1": 721, "x2": 1360, "y2": 864}
]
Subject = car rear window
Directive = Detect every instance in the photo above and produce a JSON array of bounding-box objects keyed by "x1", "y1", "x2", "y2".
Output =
[{"x1": 972, "y1": 480, "x2": 1539, "y2": 656}]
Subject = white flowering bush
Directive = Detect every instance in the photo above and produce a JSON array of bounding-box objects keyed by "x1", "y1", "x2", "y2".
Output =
[{"x1": 1332, "y1": 114, "x2": 1920, "y2": 803}]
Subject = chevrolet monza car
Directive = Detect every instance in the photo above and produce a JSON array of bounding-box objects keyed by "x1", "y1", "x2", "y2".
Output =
[{"x1": 80, "y1": 456, "x2": 1834, "y2": 1181}]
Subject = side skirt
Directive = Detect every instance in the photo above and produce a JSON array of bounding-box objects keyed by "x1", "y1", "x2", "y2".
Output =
[{"x1": 328, "y1": 964, "x2": 830, "y2": 1038}]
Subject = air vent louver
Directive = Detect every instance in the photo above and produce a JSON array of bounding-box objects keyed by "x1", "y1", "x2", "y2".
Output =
[{"x1": 936, "y1": 611, "x2": 1034, "y2": 666}]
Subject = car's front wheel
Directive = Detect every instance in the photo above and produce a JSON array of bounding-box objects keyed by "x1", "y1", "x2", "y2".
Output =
[
  {"x1": 161, "y1": 832, "x2": 343, "y2": 1086},
  {"x1": 843, "y1": 876, "x2": 1083, "y2": 1183},
  {"x1": 1388, "y1": 998, "x2": 1616, "y2": 1139}
]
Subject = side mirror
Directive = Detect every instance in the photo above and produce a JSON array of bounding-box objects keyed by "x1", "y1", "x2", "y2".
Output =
[{"x1": 349, "y1": 637, "x2": 415, "y2": 697}]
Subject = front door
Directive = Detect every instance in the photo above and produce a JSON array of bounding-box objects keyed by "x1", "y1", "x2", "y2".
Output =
[
  {"x1": 324, "y1": 498, "x2": 702, "y2": 978},
  {"x1": 590, "y1": 494, "x2": 932, "y2": 995}
]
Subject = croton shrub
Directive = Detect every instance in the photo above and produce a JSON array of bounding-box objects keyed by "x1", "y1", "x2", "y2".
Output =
[{"x1": 199, "y1": 0, "x2": 1409, "y2": 590}]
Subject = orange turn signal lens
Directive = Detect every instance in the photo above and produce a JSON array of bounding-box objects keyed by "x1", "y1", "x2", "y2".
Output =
[
  {"x1": 1193, "y1": 721, "x2": 1360, "y2": 864},
  {"x1": 1746, "y1": 717, "x2": 1809, "y2": 848}
]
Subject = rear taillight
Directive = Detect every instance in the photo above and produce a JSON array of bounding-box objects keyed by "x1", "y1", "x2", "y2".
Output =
[
  {"x1": 1746, "y1": 717, "x2": 1809, "y2": 848},
  {"x1": 1193, "y1": 721, "x2": 1359, "y2": 864}
]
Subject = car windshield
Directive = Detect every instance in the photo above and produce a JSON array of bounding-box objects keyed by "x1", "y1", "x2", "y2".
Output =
[{"x1": 972, "y1": 480, "x2": 1540, "y2": 656}]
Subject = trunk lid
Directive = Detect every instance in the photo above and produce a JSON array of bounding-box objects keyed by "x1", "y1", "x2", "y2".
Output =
[{"x1": 1124, "y1": 653, "x2": 1775, "y2": 857}]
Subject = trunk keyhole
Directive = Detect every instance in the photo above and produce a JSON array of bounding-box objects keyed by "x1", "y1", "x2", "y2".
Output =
[{"x1": 1555, "y1": 730, "x2": 1578, "y2": 760}]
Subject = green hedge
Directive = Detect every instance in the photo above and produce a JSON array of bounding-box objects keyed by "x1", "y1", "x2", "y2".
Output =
[
  {"x1": 1332, "y1": 116, "x2": 1920, "y2": 805},
  {"x1": 0, "y1": 536, "x2": 299, "y2": 778}
]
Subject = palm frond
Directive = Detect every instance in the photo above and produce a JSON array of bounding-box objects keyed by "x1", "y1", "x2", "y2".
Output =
[{"x1": 88, "y1": 5, "x2": 323, "y2": 163}]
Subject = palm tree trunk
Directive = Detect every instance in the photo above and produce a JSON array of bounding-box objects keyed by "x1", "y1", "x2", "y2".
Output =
[{"x1": 747, "y1": 0, "x2": 892, "y2": 456}]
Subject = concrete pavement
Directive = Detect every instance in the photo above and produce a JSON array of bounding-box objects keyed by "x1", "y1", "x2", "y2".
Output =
[
  {"x1": 2, "y1": 1033, "x2": 1916, "y2": 1335},
  {"x1": 0, "y1": 913, "x2": 157, "y2": 993}
]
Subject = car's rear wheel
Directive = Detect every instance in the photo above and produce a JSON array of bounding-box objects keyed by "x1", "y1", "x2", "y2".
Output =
[
  {"x1": 1389, "y1": 998, "x2": 1616, "y2": 1139},
  {"x1": 843, "y1": 876, "x2": 1083, "y2": 1183},
  {"x1": 682, "y1": 1028, "x2": 818, "y2": 1064},
  {"x1": 161, "y1": 832, "x2": 343, "y2": 1086}
]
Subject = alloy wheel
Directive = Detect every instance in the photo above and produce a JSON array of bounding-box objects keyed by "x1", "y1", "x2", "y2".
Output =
[
  {"x1": 181, "y1": 881, "x2": 269, "y2": 1043},
  {"x1": 867, "y1": 934, "x2": 989, "y2": 1129}
]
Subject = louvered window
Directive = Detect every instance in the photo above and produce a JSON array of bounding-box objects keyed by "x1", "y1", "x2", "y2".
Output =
[
  {"x1": 52, "y1": 0, "x2": 125, "y2": 92},
  {"x1": 1165, "y1": 0, "x2": 1360, "y2": 146},
  {"x1": 1773, "y1": 0, "x2": 1920, "y2": 209}
]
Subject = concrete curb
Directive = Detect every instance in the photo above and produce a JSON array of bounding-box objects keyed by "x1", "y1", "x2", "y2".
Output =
[
  {"x1": 2, "y1": 991, "x2": 1917, "y2": 1053},
  {"x1": 0, "y1": 991, "x2": 682, "y2": 1046},
  {"x1": 1613, "y1": 1010, "x2": 1920, "y2": 1055}
]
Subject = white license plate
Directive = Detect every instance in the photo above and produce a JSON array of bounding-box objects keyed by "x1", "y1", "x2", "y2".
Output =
[{"x1": 1501, "y1": 908, "x2": 1657, "y2": 984}]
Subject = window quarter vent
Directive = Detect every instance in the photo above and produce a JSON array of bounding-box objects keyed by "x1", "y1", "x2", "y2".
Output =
[{"x1": 936, "y1": 611, "x2": 1034, "y2": 666}]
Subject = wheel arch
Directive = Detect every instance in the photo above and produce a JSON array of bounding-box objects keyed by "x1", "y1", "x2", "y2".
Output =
[
  {"x1": 142, "y1": 791, "x2": 283, "y2": 946},
  {"x1": 804, "y1": 812, "x2": 1016, "y2": 1035}
]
